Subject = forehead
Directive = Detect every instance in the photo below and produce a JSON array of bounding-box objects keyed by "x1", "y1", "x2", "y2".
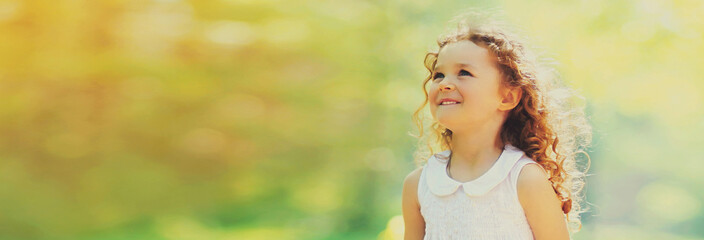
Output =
[{"x1": 435, "y1": 40, "x2": 498, "y2": 70}]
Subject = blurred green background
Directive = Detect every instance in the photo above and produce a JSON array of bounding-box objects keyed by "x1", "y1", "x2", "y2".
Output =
[{"x1": 0, "y1": 0, "x2": 703, "y2": 239}]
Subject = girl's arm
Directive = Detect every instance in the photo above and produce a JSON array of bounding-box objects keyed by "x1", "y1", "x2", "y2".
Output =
[
  {"x1": 402, "y1": 167, "x2": 426, "y2": 240},
  {"x1": 517, "y1": 164, "x2": 571, "y2": 240}
]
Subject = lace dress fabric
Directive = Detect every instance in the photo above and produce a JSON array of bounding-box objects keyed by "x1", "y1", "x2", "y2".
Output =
[{"x1": 417, "y1": 144, "x2": 538, "y2": 240}]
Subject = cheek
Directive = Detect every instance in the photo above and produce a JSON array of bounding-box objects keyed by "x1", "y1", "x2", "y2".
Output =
[
  {"x1": 427, "y1": 83, "x2": 438, "y2": 94},
  {"x1": 464, "y1": 90, "x2": 500, "y2": 111},
  {"x1": 456, "y1": 89, "x2": 486, "y2": 109},
  {"x1": 427, "y1": 84, "x2": 439, "y2": 101},
  {"x1": 427, "y1": 85, "x2": 439, "y2": 112}
]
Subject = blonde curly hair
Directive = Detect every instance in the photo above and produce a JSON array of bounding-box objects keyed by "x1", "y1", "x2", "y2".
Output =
[{"x1": 410, "y1": 13, "x2": 593, "y2": 232}]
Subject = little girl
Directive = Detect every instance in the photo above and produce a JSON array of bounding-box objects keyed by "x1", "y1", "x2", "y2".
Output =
[{"x1": 402, "y1": 13, "x2": 592, "y2": 240}]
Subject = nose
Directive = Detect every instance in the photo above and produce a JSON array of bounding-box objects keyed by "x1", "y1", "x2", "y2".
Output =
[{"x1": 439, "y1": 82, "x2": 455, "y2": 91}]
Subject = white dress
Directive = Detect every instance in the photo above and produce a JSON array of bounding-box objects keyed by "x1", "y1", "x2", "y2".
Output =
[{"x1": 418, "y1": 144, "x2": 539, "y2": 240}]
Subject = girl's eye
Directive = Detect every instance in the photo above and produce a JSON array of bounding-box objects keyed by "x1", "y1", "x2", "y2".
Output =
[
  {"x1": 459, "y1": 69, "x2": 473, "y2": 77},
  {"x1": 433, "y1": 72, "x2": 444, "y2": 80}
]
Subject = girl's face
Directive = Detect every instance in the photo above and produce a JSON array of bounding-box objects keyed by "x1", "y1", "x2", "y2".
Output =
[{"x1": 428, "y1": 40, "x2": 506, "y2": 131}]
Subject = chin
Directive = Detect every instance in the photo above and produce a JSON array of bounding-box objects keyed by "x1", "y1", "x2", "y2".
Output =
[{"x1": 435, "y1": 118, "x2": 458, "y2": 129}]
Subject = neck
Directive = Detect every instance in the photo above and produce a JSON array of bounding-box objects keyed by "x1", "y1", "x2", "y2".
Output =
[{"x1": 448, "y1": 117, "x2": 506, "y2": 168}]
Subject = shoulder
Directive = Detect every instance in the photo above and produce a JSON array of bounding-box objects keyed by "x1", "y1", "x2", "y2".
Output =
[
  {"x1": 402, "y1": 167, "x2": 424, "y2": 200},
  {"x1": 517, "y1": 163, "x2": 550, "y2": 187},
  {"x1": 516, "y1": 162, "x2": 560, "y2": 209},
  {"x1": 402, "y1": 166, "x2": 427, "y2": 238},
  {"x1": 403, "y1": 167, "x2": 424, "y2": 190},
  {"x1": 516, "y1": 163, "x2": 571, "y2": 238},
  {"x1": 402, "y1": 166, "x2": 424, "y2": 208},
  {"x1": 517, "y1": 163, "x2": 552, "y2": 197}
]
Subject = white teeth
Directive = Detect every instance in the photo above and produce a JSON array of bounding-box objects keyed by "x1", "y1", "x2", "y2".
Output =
[{"x1": 441, "y1": 101, "x2": 459, "y2": 105}]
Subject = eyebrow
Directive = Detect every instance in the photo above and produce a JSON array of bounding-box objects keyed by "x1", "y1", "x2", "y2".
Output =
[{"x1": 433, "y1": 63, "x2": 476, "y2": 72}]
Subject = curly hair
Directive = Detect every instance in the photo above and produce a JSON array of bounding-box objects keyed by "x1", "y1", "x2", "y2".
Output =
[{"x1": 410, "y1": 13, "x2": 593, "y2": 233}]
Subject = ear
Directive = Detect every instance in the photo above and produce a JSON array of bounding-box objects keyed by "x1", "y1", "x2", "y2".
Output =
[{"x1": 498, "y1": 86, "x2": 522, "y2": 111}]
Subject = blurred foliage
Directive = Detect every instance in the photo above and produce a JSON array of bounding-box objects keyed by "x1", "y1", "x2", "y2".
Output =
[{"x1": 0, "y1": 0, "x2": 702, "y2": 239}]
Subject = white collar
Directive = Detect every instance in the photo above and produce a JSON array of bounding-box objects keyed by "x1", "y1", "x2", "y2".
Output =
[{"x1": 425, "y1": 144, "x2": 526, "y2": 197}]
